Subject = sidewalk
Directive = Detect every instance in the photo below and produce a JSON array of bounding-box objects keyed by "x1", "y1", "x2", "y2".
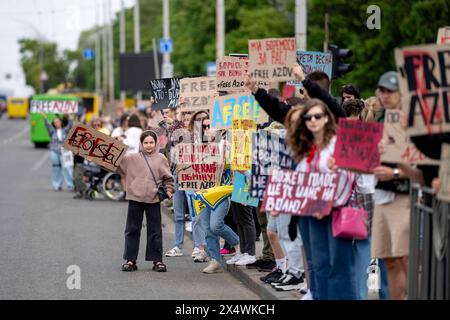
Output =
[{"x1": 161, "y1": 203, "x2": 303, "y2": 300}]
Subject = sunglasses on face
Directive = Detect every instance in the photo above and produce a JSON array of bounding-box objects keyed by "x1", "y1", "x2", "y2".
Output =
[
  {"x1": 303, "y1": 113, "x2": 325, "y2": 121},
  {"x1": 202, "y1": 124, "x2": 210, "y2": 130}
]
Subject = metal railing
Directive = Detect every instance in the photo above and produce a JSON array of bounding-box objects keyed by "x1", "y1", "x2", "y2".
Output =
[{"x1": 409, "y1": 184, "x2": 450, "y2": 300}]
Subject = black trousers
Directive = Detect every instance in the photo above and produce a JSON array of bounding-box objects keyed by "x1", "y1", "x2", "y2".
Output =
[
  {"x1": 123, "y1": 200, "x2": 163, "y2": 262},
  {"x1": 231, "y1": 201, "x2": 256, "y2": 256}
]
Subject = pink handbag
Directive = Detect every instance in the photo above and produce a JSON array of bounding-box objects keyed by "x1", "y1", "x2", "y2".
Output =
[{"x1": 332, "y1": 205, "x2": 368, "y2": 240}]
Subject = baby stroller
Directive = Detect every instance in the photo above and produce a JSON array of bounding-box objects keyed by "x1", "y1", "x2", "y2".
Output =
[{"x1": 83, "y1": 161, "x2": 124, "y2": 201}]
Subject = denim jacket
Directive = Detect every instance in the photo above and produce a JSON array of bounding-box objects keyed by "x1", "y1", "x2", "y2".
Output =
[{"x1": 44, "y1": 119, "x2": 73, "y2": 153}]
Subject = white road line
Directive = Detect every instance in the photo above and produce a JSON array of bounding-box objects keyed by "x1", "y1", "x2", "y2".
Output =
[
  {"x1": 32, "y1": 152, "x2": 50, "y2": 172},
  {"x1": 1, "y1": 126, "x2": 29, "y2": 146}
]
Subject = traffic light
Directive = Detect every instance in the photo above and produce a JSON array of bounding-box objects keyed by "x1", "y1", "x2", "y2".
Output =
[{"x1": 328, "y1": 44, "x2": 353, "y2": 79}]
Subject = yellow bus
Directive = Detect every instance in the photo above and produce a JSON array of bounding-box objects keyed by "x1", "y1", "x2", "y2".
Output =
[
  {"x1": 7, "y1": 97, "x2": 29, "y2": 119},
  {"x1": 72, "y1": 92, "x2": 100, "y2": 122}
]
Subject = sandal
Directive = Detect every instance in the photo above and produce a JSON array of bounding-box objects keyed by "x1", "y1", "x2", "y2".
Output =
[
  {"x1": 122, "y1": 260, "x2": 138, "y2": 272},
  {"x1": 152, "y1": 261, "x2": 167, "y2": 272}
]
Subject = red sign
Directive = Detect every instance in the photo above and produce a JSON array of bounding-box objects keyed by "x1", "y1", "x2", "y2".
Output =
[
  {"x1": 262, "y1": 169, "x2": 339, "y2": 216},
  {"x1": 334, "y1": 119, "x2": 384, "y2": 172}
]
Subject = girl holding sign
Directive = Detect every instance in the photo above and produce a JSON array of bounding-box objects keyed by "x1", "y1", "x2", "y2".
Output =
[
  {"x1": 287, "y1": 98, "x2": 357, "y2": 300},
  {"x1": 118, "y1": 130, "x2": 174, "y2": 272}
]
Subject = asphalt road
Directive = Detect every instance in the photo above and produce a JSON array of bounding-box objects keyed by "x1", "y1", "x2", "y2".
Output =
[{"x1": 0, "y1": 117, "x2": 259, "y2": 300}]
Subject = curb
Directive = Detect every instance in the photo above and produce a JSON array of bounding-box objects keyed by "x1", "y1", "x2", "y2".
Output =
[{"x1": 161, "y1": 204, "x2": 301, "y2": 300}]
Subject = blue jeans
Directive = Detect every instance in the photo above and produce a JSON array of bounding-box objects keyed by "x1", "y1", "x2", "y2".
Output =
[
  {"x1": 378, "y1": 259, "x2": 390, "y2": 299},
  {"x1": 186, "y1": 190, "x2": 207, "y2": 248},
  {"x1": 50, "y1": 150, "x2": 73, "y2": 191},
  {"x1": 200, "y1": 199, "x2": 239, "y2": 261},
  {"x1": 298, "y1": 215, "x2": 357, "y2": 300},
  {"x1": 353, "y1": 238, "x2": 371, "y2": 300}
]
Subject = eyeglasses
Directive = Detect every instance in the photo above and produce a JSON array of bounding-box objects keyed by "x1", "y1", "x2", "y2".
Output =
[
  {"x1": 303, "y1": 113, "x2": 325, "y2": 121},
  {"x1": 202, "y1": 124, "x2": 210, "y2": 130}
]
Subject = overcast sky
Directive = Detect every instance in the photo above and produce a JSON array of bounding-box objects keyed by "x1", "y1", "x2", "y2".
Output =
[{"x1": 0, "y1": 0, "x2": 135, "y2": 95}]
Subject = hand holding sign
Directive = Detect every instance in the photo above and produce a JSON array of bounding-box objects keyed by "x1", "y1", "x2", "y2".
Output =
[
  {"x1": 293, "y1": 63, "x2": 305, "y2": 82},
  {"x1": 244, "y1": 72, "x2": 258, "y2": 94}
]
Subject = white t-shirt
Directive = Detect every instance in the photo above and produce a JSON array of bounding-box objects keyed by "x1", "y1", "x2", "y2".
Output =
[
  {"x1": 56, "y1": 129, "x2": 63, "y2": 142},
  {"x1": 124, "y1": 127, "x2": 143, "y2": 154},
  {"x1": 356, "y1": 173, "x2": 376, "y2": 194}
]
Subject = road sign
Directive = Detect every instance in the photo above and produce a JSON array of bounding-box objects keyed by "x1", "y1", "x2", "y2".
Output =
[
  {"x1": 159, "y1": 38, "x2": 173, "y2": 54},
  {"x1": 83, "y1": 48, "x2": 95, "y2": 60}
]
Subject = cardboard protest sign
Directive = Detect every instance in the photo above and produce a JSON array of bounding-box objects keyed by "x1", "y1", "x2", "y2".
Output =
[
  {"x1": 250, "y1": 130, "x2": 293, "y2": 200},
  {"x1": 296, "y1": 51, "x2": 333, "y2": 80},
  {"x1": 149, "y1": 78, "x2": 180, "y2": 110},
  {"x1": 231, "y1": 118, "x2": 255, "y2": 171},
  {"x1": 174, "y1": 143, "x2": 222, "y2": 165},
  {"x1": 63, "y1": 122, "x2": 128, "y2": 172},
  {"x1": 334, "y1": 119, "x2": 384, "y2": 172},
  {"x1": 248, "y1": 38, "x2": 297, "y2": 82},
  {"x1": 177, "y1": 163, "x2": 222, "y2": 191},
  {"x1": 381, "y1": 110, "x2": 439, "y2": 165},
  {"x1": 395, "y1": 43, "x2": 450, "y2": 136},
  {"x1": 231, "y1": 171, "x2": 259, "y2": 207},
  {"x1": 437, "y1": 27, "x2": 450, "y2": 44},
  {"x1": 438, "y1": 143, "x2": 450, "y2": 202},
  {"x1": 262, "y1": 169, "x2": 339, "y2": 216},
  {"x1": 30, "y1": 100, "x2": 78, "y2": 114},
  {"x1": 211, "y1": 93, "x2": 269, "y2": 129},
  {"x1": 179, "y1": 77, "x2": 216, "y2": 111}
]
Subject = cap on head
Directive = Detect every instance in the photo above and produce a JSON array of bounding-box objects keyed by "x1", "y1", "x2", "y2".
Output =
[{"x1": 377, "y1": 71, "x2": 399, "y2": 91}]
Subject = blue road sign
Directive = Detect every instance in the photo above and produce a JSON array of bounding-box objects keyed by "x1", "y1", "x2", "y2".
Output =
[
  {"x1": 83, "y1": 48, "x2": 95, "y2": 60},
  {"x1": 159, "y1": 38, "x2": 173, "y2": 54}
]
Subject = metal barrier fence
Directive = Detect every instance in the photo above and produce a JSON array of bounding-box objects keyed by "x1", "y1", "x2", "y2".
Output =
[{"x1": 409, "y1": 184, "x2": 450, "y2": 300}]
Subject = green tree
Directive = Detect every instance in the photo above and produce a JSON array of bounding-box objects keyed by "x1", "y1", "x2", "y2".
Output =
[{"x1": 18, "y1": 38, "x2": 73, "y2": 93}]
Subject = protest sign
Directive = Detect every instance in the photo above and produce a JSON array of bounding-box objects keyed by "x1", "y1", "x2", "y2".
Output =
[
  {"x1": 437, "y1": 27, "x2": 450, "y2": 44},
  {"x1": 30, "y1": 100, "x2": 78, "y2": 114},
  {"x1": 438, "y1": 143, "x2": 450, "y2": 202},
  {"x1": 177, "y1": 163, "x2": 221, "y2": 191},
  {"x1": 63, "y1": 122, "x2": 128, "y2": 172},
  {"x1": 149, "y1": 78, "x2": 180, "y2": 110},
  {"x1": 262, "y1": 169, "x2": 339, "y2": 216},
  {"x1": 231, "y1": 171, "x2": 259, "y2": 207},
  {"x1": 250, "y1": 130, "x2": 293, "y2": 199},
  {"x1": 174, "y1": 143, "x2": 222, "y2": 165},
  {"x1": 395, "y1": 43, "x2": 450, "y2": 136},
  {"x1": 179, "y1": 77, "x2": 216, "y2": 111},
  {"x1": 296, "y1": 51, "x2": 333, "y2": 80},
  {"x1": 334, "y1": 119, "x2": 384, "y2": 172},
  {"x1": 211, "y1": 93, "x2": 269, "y2": 129},
  {"x1": 381, "y1": 110, "x2": 439, "y2": 164},
  {"x1": 248, "y1": 38, "x2": 297, "y2": 82}
]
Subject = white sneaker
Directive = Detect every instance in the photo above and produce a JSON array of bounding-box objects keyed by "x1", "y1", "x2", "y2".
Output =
[
  {"x1": 226, "y1": 253, "x2": 244, "y2": 265},
  {"x1": 202, "y1": 259, "x2": 224, "y2": 274},
  {"x1": 165, "y1": 246, "x2": 183, "y2": 257},
  {"x1": 185, "y1": 221, "x2": 192, "y2": 232},
  {"x1": 194, "y1": 250, "x2": 209, "y2": 263},
  {"x1": 235, "y1": 253, "x2": 257, "y2": 266},
  {"x1": 301, "y1": 289, "x2": 313, "y2": 300},
  {"x1": 191, "y1": 247, "x2": 201, "y2": 258}
]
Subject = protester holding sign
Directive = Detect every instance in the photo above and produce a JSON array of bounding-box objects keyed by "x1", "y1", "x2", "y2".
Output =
[
  {"x1": 287, "y1": 98, "x2": 357, "y2": 300},
  {"x1": 41, "y1": 112, "x2": 74, "y2": 192},
  {"x1": 245, "y1": 63, "x2": 345, "y2": 124},
  {"x1": 118, "y1": 130, "x2": 174, "y2": 273}
]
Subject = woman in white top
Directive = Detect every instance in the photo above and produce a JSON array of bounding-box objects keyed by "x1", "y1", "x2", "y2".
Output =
[
  {"x1": 287, "y1": 98, "x2": 357, "y2": 300},
  {"x1": 121, "y1": 114, "x2": 143, "y2": 154}
]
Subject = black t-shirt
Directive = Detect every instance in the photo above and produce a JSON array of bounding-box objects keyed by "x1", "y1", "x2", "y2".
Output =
[{"x1": 375, "y1": 162, "x2": 410, "y2": 194}]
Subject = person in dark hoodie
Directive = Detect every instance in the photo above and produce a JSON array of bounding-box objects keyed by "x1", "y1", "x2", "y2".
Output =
[
  {"x1": 118, "y1": 130, "x2": 175, "y2": 272},
  {"x1": 245, "y1": 63, "x2": 346, "y2": 124}
]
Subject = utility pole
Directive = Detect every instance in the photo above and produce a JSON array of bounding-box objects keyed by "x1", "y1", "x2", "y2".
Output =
[
  {"x1": 296, "y1": 0, "x2": 307, "y2": 50},
  {"x1": 162, "y1": 0, "x2": 173, "y2": 78},
  {"x1": 95, "y1": 0, "x2": 101, "y2": 96},
  {"x1": 134, "y1": 0, "x2": 142, "y2": 101},
  {"x1": 120, "y1": 0, "x2": 126, "y2": 104},
  {"x1": 216, "y1": 0, "x2": 224, "y2": 59},
  {"x1": 102, "y1": 0, "x2": 109, "y2": 110},
  {"x1": 324, "y1": 12, "x2": 329, "y2": 53},
  {"x1": 108, "y1": 0, "x2": 114, "y2": 108}
]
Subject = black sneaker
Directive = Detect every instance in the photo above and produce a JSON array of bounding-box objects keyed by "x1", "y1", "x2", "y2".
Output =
[
  {"x1": 246, "y1": 259, "x2": 274, "y2": 269},
  {"x1": 257, "y1": 260, "x2": 277, "y2": 272},
  {"x1": 274, "y1": 274, "x2": 305, "y2": 291},
  {"x1": 259, "y1": 268, "x2": 284, "y2": 284}
]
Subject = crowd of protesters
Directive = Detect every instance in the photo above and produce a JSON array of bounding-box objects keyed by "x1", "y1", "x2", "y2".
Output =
[{"x1": 41, "y1": 56, "x2": 448, "y2": 300}]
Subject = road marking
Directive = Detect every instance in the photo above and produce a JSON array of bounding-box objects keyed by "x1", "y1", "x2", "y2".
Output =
[
  {"x1": 1, "y1": 126, "x2": 29, "y2": 146},
  {"x1": 32, "y1": 152, "x2": 50, "y2": 171}
]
